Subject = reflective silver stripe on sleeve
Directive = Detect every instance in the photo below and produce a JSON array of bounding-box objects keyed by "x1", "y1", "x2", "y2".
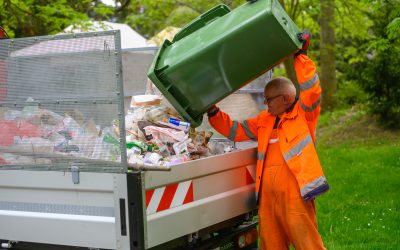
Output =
[
  {"x1": 283, "y1": 134, "x2": 312, "y2": 161},
  {"x1": 300, "y1": 73, "x2": 319, "y2": 91},
  {"x1": 257, "y1": 152, "x2": 265, "y2": 161},
  {"x1": 228, "y1": 121, "x2": 239, "y2": 141},
  {"x1": 241, "y1": 120, "x2": 256, "y2": 140},
  {"x1": 300, "y1": 176, "x2": 327, "y2": 197},
  {"x1": 300, "y1": 97, "x2": 321, "y2": 112}
]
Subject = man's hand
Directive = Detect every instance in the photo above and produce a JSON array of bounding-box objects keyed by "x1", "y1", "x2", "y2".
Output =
[
  {"x1": 207, "y1": 105, "x2": 220, "y2": 117},
  {"x1": 295, "y1": 30, "x2": 312, "y2": 57}
]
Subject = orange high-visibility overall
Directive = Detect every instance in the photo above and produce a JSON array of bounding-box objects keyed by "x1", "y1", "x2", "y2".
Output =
[
  {"x1": 258, "y1": 128, "x2": 325, "y2": 249},
  {"x1": 209, "y1": 54, "x2": 329, "y2": 249}
]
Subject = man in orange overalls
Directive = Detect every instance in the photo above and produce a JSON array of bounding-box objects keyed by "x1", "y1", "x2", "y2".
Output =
[{"x1": 208, "y1": 31, "x2": 329, "y2": 249}]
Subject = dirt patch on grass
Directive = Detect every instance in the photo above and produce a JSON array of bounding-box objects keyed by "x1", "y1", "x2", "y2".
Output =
[{"x1": 316, "y1": 107, "x2": 399, "y2": 147}]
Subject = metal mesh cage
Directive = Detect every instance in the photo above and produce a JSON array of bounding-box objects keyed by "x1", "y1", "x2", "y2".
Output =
[{"x1": 0, "y1": 31, "x2": 126, "y2": 172}]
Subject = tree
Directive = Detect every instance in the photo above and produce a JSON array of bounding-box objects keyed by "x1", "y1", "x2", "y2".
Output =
[
  {"x1": 354, "y1": 0, "x2": 400, "y2": 128},
  {"x1": 278, "y1": 0, "x2": 324, "y2": 92},
  {"x1": 319, "y1": 0, "x2": 336, "y2": 110},
  {"x1": 124, "y1": 0, "x2": 245, "y2": 38},
  {"x1": 0, "y1": 0, "x2": 114, "y2": 37},
  {"x1": 278, "y1": 0, "x2": 301, "y2": 85}
]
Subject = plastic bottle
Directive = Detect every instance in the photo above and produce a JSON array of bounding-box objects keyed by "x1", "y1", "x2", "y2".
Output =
[
  {"x1": 152, "y1": 139, "x2": 170, "y2": 157},
  {"x1": 168, "y1": 118, "x2": 190, "y2": 130}
]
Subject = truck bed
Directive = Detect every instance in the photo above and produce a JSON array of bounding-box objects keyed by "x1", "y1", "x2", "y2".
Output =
[{"x1": 0, "y1": 148, "x2": 257, "y2": 249}]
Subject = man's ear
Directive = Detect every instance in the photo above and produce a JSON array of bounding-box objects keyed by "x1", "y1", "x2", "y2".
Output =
[{"x1": 282, "y1": 94, "x2": 291, "y2": 104}]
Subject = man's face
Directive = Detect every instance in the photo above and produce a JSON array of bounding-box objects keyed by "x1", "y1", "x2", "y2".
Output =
[{"x1": 264, "y1": 87, "x2": 285, "y2": 116}]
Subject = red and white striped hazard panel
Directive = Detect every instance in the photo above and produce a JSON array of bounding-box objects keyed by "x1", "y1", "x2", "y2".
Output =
[
  {"x1": 146, "y1": 180, "x2": 194, "y2": 215},
  {"x1": 246, "y1": 165, "x2": 256, "y2": 185}
]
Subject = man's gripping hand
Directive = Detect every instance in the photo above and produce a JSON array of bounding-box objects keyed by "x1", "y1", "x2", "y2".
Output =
[
  {"x1": 207, "y1": 105, "x2": 220, "y2": 117},
  {"x1": 295, "y1": 30, "x2": 312, "y2": 57}
]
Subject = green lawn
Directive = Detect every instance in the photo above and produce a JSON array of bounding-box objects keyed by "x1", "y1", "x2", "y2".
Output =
[{"x1": 315, "y1": 107, "x2": 400, "y2": 249}]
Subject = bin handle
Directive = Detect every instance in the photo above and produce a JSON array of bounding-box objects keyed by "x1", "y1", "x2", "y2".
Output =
[{"x1": 172, "y1": 4, "x2": 231, "y2": 43}]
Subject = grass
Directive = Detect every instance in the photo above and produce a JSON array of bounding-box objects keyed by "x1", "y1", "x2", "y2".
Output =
[{"x1": 315, "y1": 106, "x2": 400, "y2": 249}]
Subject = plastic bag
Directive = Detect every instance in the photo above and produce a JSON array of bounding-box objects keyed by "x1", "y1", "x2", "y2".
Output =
[
  {"x1": 92, "y1": 137, "x2": 112, "y2": 160},
  {"x1": 62, "y1": 115, "x2": 84, "y2": 137},
  {"x1": 144, "y1": 126, "x2": 187, "y2": 143},
  {"x1": 207, "y1": 141, "x2": 233, "y2": 155},
  {"x1": 144, "y1": 152, "x2": 162, "y2": 165},
  {"x1": 128, "y1": 153, "x2": 144, "y2": 165},
  {"x1": 165, "y1": 154, "x2": 190, "y2": 167},
  {"x1": 13, "y1": 137, "x2": 54, "y2": 153},
  {"x1": 172, "y1": 138, "x2": 191, "y2": 155}
]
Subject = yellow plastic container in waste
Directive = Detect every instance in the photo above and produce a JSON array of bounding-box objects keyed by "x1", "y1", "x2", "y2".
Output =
[{"x1": 148, "y1": 0, "x2": 302, "y2": 127}]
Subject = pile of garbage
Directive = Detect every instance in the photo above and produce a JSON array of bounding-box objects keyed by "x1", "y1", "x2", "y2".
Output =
[
  {"x1": 0, "y1": 95, "x2": 234, "y2": 167},
  {"x1": 0, "y1": 103, "x2": 121, "y2": 165},
  {"x1": 125, "y1": 95, "x2": 233, "y2": 167}
]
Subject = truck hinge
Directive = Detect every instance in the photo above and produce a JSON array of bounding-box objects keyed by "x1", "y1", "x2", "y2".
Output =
[
  {"x1": 187, "y1": 232, "x2": 199, "y2": 245},
  {"x1": 71, "y1": 165, "x2": 80, "y2": 184}
]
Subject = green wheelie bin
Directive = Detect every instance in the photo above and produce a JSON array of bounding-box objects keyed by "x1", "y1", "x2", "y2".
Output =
[{"x1": 147, "y1": 0, "x2": 302, "y2": 127}]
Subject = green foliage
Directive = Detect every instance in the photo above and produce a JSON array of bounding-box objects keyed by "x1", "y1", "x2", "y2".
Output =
[
  {"x1": 0, "y1": 0, "x2": 114, "y2": 37},
  {"x1": 334, "y1": 0, "x2": 372, "y2": 70},
  {"x1": 334, "y1": 78, "x2": 368, "y2": 108},
  {"x1": 125, "y1": 0, "x2": 177, "y2": 38},
  {"x1": 328, "y1": 0, "x2": 400, "y2": 128},
  {"x1": 165, "y1": 6, "x2": 199, "y2": 28},
  {"x1": 349, "y1": 0, "x2": 400, "y2": 129},
  {"x1": 271, "y1": 66, "x2": 287, "y2": 78},
  {"x1": 387, "y1": 17, "x2": 400, "y2": 39},
  {"x1": 360, "y1": 44, "x2": 400, "y2": 129},
  {"x1": 125, "y1": 0, "x2": 245, "y2": 38}
]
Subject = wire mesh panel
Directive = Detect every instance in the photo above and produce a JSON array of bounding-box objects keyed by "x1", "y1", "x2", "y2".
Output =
[{"x1": 0, "y1": 31, "x2": 126, "y2": 172}]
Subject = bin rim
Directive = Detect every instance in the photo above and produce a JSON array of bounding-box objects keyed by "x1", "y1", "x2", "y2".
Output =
[{"x1": 147, "y1": 40, "x2": 203, "y2": 127}]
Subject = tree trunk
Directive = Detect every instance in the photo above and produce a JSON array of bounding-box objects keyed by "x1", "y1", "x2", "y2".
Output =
[
  {"x1": 283, "y1": 57, "x2": 299, "y2": 94},
  {"x1": 320, "y1": 0, "x2": 336, "y2": 111}
]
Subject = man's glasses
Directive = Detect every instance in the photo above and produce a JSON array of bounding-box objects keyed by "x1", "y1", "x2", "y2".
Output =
[{"x1": 263, "y1": 94, "x2": 282, "y2": 104}]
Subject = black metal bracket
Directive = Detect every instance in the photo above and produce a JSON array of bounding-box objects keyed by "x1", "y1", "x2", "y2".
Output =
[{"x1": 126, "y1": 171, "x2": 146, "y2": 250}]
